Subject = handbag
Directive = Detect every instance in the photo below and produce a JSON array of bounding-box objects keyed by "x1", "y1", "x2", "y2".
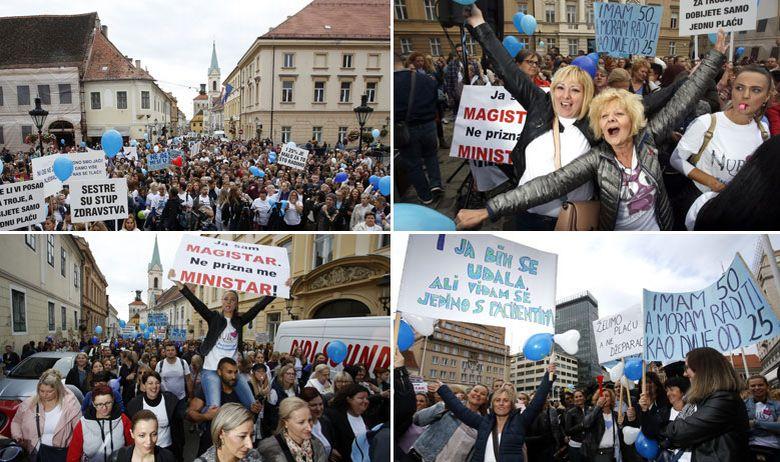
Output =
[
  {"x1": 34, "y1": 404, "x2": 67, "y2": 462},
  {"x1": 551, "y1": 117, "x2": 600, "y2": 231},
  {"x1": 394, "y1": 70, "x2": 417, "y2": 150}
]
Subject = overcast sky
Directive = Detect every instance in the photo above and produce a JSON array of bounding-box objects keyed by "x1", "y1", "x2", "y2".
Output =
[{"x1": 5, "y1": 0, "x2": 313, "y2": 119}]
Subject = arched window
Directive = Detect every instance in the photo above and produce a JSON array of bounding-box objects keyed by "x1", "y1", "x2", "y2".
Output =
[
  {"x1": 313, "y1": 300, "x2": 370, "y2": 319},
  {"x1": 154, "y1": 277, "x2": 158, "y2": 289},
  {"x1": 212, "y1": 81, "x2": 216, "y2": 91}
]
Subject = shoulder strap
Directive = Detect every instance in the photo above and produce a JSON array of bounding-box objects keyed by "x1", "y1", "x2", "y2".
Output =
[
  {"x1": 757, "y1": 118, "x2": 769, "y2": 141},
  {"x1": 553, "y1": 117, "x2": 562, "y2": 171},
  {"x1": 35, "y1": 403, "x2": 41, "y2": 440},
  {"x1": 491, "y1": 422, "x2": 501, "y2": 459},
  {"x1": 691, "y1": 113, "x2": 717, "y2": 165}
]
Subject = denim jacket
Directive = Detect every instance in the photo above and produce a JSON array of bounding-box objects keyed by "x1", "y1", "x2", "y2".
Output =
[
  {"x1": 412, "y1": 401, "x2": 475, "y2": 462},
  {"x1": 744, "y1": 398, "x2": 780, "y2": 445}
]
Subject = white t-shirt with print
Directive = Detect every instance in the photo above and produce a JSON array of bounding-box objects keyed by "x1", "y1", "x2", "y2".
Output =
[
  {"x1": 614, "y1": 148, "x2": 660, "y2": 231},
  {"x1": 203, "y1": 321, "x2": 238, "y2": 370},
  {"x1": 156, "y1": 357, "x2": 191, "y2": 400}
]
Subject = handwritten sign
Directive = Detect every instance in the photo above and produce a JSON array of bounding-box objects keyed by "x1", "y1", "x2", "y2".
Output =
[
  {"x1": 122, "y1": 146, "x2": 138, "y2": 161},
  {"x1": 0, "y1": 180, "x2": 46, "y2": 230},
  {"x1": 449, "y1": 85, "x2": 527, "y2": 165},
  {"x1": 31, "y1": 152, "x2": 107, "y2": 197},
  {"x1": 593, "y1": 307, "x2": 644, "y2": 363},
  {"x1": 594, "y1": 2, "x2": 662, "y2": 57},
  {"x1": 69, "y1": 178, "x2": 129, "y2": 223},
  {"x1": 397, "y1": 234, "x2": 558, "y2": 352},
  {"x1": 279, "y1": 145, "x2": 310, "y2": 170},
  {"x1": 147, "y1": 313, "x2": 168, "y2": 326},
  {"x1": 170, "y1": 328, "x2": 187, "y2": 342},
  {"x1": 644, "y1": 254, "x2": 779, "y2": 362},
  {"x1": 255, "y1": 332, "x2": 270, "y2": 344},
  {"x1": 172, "y1": 234, "x2": 291, "y2": 298},
  {"x1": 120, "y1": 327, "x2": 137, "y2": 339},
  {"x1": 148, "y1": 151, "x2": 171, "y2": 171},
  {"x1": 679, "y1": 0, "x2": 757, "y2": 35}
]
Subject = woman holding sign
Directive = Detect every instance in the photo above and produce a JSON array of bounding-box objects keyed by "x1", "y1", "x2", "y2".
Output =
[
  {"x1": 168, "y1": 268, "x2": 290, "y2": 411},
  {"x1": 456, "y1": 26, "x2": 730, "y2": 231}
]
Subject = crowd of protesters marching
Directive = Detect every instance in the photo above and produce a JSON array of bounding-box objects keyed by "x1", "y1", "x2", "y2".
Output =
[
  {"x1": 0, "y1": 135, "x2": 391, "y2": 232},
  {"x1": 395, "y1": 5, "x2": 779, "y2": 230}
]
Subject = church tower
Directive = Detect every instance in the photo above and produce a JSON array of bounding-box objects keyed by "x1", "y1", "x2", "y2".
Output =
[
  {"x1": 147, "y1": 236, "x2": 163, "y2": 308},
  {"x1": 208, "y1": 41, "x2": 221, "y2": 100}
]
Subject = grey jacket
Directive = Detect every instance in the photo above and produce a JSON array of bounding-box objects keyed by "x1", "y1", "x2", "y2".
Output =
[
  {"x1": 194, "y1": 446, "x2": 264, "y2": 462},
  {"x1": 257, "y1": 434, "x2": 328, "y2": 462},
  {"x1": 412, "y1": 401, "x2": 477, "y2": 462},
  {"x1": 486, "y1": 49, "x2": 726, "y2": 230}
]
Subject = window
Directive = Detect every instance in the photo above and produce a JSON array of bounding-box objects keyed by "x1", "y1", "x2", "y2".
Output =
[
  {"x1": 17, "y1": 85, "x2": 30, "y2": 106},
  {"x1": 37, "y1": 85, "x2": 51, "y2": 105},
  {"x1": 61, "y1": 306, "x2": 67, "y2": 330},
  {"x1": 281, "y1": 126, "x2": 291, "y2": 144},
  {"x1": 566, "y1": 4, "x2": 577, "y2": 23},
  {"x1": 379, "y1": 234, "x2": 390, "y2": 248},
  {"x1": 465, "y1": 36, "x2": 477, "y2": 56},
  {"x1": 545, "y1": 5, "x2": 556, "y2": 23},
  {"x1": 25, "y1": 234, "x2": 36, "y2": 251},
  {"x1": 61, "y1": 248, "x2": 66, "y2": 277},
  {"x1": 757, "y1": 19, "x2": 768, "y2": 33},
  {"x1": 516, "y1": 1, "x2": 528, "y2": 14},
  {"x1": 429, "y1": 38, "x2": 441, "y2": 56},
  {"x1": 0, "y1": 86, "x2": 3, "y2": 106},
  {"x1": 669, "y1": 41, "x2": 676, "y2": 55},
  {"x1": 568, "y1": 39, "x2": 578, "y2": 57},
  {"x1": 90, "y1": 92, "x2": 101, "y2": 109},
  {"x1": 547, "y1": 38, "x2": 557, "y2": 50},
  {"x1": 74, "y1": 263, "x2": 79, "y2": 287},
  {"x1": 340, "y1": 81, "x2": 351, "y2": 103},
  {"x1": 46, "y1": 235, "x2": 54, "y2": 267},
  {"x1": 399, "y1": 38, "x2": 412, "y2": 55},
  {"x1": 312, "y1": 126, "x2": 322, "y2": 143},
  {"x1": 267, "y1": 312, "x2": 281, "y2": 340},
  {"x1": 0, "y1": 127, "x2": 3, "y2": 145},
  {"x1": 424, "y1": 0, "x2": 436, "y2": 20},
  {"x1": 432, "y1": 356, "x2": 439, "y2": 365},
  {"x1": 117, "y1": 91, "x2": 127, "y2": 109},
  {"x1": 313, "y1": 235, "x2": 333, "y2": 267},
  {"x1": 342, "y1": 54, "x2": 353, "y2": 68},
  {"x1": 12, "y1": 289, "x2": 26, "y2": 333},
  {"x1": 283, "y1": 53, "x2": 294, "y2": 68},
  {"x1": 48, "y1": 302, "x2": 55, "y2": 331},
  {"x1": 587, "y1": 5, "x2": 594, "y2": 25},
  {"x1": 365, "y1": 82, "x2": 377, "y2": 103},
  {"x1": 313, "y1": 81, "x2": 325, "y2": 103},
  {"x1": 282, "y1": 81, "x2": 293, "y2": 102},
  {"x1": 74, "y1": 311, "x2": 78, "y2": 329},
  {"x1": 394, "y1": 0, "x2": 407, "y2": 20},
  {"x1": 430, "y1": 370, "x2": 437, "y2": 378},
  {"x1": 338, "y1": 126, "x2": 348, "y2": 143},
  {"x1": 59, "y1": 84, "x2": 72, "y2": 104},
  {"x1": 141, "y1": 91, "x2": 150, "y2": 109},
  {"x1": 670, "y1": 12, "x2": 678, "y2": 29}
]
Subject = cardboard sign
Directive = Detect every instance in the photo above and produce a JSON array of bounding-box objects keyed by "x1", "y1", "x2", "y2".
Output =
[
  {"x1": 593, "y1": 307, "x2": 644, "y2": 363},
  {"x1": 594, "y1": 2, "x2": 663, "y2": 57},
  {"x1": 172, "y1": 234, "x2": 291, "y2": 298},
  {"x1": 170, "y1": 328, "x2": 187, "y2": 342},
  {"x1": 449, "y1": 85, "x2": 526, "y2": 165},
  {"x1": 255, "y1": 332, "x2": 270, "y2": 344},
  {"x1": 147, "y1": 313, "x2": 168, "y2": 326},
  {"x1": 409, "y1": 375, "x2": 429, "y2": 394},
  {"x1": 32, "y1": 152, "x2": 107, "y2": 197},
  {"x1": 120, "y1": 327, "x2": 137, "y2": 339},
  {"x1": 122, "y1": 146, "x2": 138, "y2": 161},
  {"x1": 679, "y1": 0, "x2": 758, "y2": 35},
  {"x1": 0, "y1": 180, "x2": 47, "y2": 230},
  {"x1": 397, "y1": 234, "x2": 558, "y2": 352},
  {"x1": 644, "y1": 254, "x2": 779, "y2": 362},
  {"x1": 148, "y1": 152, "x2": 171, "y2": 171},
  {"x1": 279, "y1": 145, "x2": 310, "y2": 170},
  {"x1": 69, "y1": 178, "x2": 129, "y2": 223}
]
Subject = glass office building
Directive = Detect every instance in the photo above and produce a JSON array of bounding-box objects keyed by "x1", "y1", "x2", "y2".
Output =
[{"x1": 555, "y1": 291, "x2": 601, "y2": 387}]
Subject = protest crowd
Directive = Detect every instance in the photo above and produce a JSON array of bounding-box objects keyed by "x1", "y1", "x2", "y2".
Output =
[
  {"x1": 3, "y1": 274, "x2": 390, "y2": 462},
  {"x1": 0, "y1": 134, "x2": 391, "y2": 232},
  {"x1": 395, "y1": 4, "x2": 780, "y2": 230},
  {"x1": 394, "y1": 346, "x2": 780, "y2": 462}
]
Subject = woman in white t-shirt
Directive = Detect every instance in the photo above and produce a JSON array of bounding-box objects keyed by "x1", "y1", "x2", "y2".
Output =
[
  {"x1": 251, "y1": 190, "x2": 272, "y2": 230},
  {"x1": 324, "y1": 384, "x2": 370, "y2": 462},
  {"x1": 671, "y1": 65, "x2": 772, "y2": 194},
  {"x1": 305, "y1": 365, "x2": 334, "y2": 396},
  {"x1": 282, "y1": 190, "x2": 304, "y2": 230}
]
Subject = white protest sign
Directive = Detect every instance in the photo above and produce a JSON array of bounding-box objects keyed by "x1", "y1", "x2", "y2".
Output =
[
  {"x1": 593, "y1": 307, "x2": 644, "y2": 364},
  {"x1": 67, "y1": 151, "x2": 107, "y2": 182},
  {"x1": 30, "y1": 155, "x2": 65, "y2": 197},
  {"x1": 679, "y1": 0, "x2": 758, "y2": 35},
  {"x1": 397, "y1": 234, "x2": 558, "y2": 352},
  {"x1": 69, "y1": 178, "x2": 129, "y2": 223},
  {"x1": 122, "y1": 146, "x2": 138, "y2": 161},
  {"x1": 172, "y1": 234, "x2": 291, "y2": 298},
  {"x1": 278, "y1": 145, "x2": 310, "y2": 170},
  {"x1": 0, "y1": 180, "x2": 47, "y2": 230},
  {"x1": 449, "y1": 85, "x2": 527, "y2": 165},
  {"x1": 255, "y1": 332, "x2": 270, "y2": 344},
  {"x1": 409, "y1": 375, "x2": 428, "y2": 394}
]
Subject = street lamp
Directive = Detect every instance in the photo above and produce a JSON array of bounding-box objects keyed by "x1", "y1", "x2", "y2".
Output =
[
  {"x1": 353, "y1": 94, "x2": 373, "y2": 154},
  {"x1": 255, "y1": 117, "x2": 261, "y2": 140},
  {"x1": 29, "y1": 98, "x2": 49, "y2": 156},
  {"x1": 153, "y1": 118, "x2": 158, "y2": 140},
  {"x1": 285, "y1": 298, "x2": 298, "y2": 321}
]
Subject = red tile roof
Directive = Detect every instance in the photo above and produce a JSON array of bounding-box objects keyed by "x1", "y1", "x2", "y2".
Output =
[
  {"x1": 83, "y1": 28, "x2": 154, "y2": 81},
  {"x1": 262, "y1": 0, "x2": 389, "y2": 40},
  {"x1": 193, "y1": 94, "x2": 208, "y2": 101}
]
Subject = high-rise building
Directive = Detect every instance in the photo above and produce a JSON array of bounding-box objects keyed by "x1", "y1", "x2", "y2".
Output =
[
  {"x1": 555, "y1": 291, "x2": 600, "y2": 387},
  {"x1": 510, "y1": 350, "x2": 578, "y2": 400}
]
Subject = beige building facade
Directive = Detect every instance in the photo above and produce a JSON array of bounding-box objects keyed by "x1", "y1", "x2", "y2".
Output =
[
  {"x1": 510, "y1": 349, "x2": 578, "y2": 400},
  {"x1": 74, "y1": 237, "x2": 109, "y2": 337}
]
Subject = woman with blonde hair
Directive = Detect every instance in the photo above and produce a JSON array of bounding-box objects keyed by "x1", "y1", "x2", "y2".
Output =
[
  {"x1": 305, "y1": 364, "x2": 333, "y2": 396},
  {"x1": 194, "y1": 403, "x2": 262, "y2": 462},
  {"x1": 11, "y1": 369, "x2": 82, "y2": 460},
  {"x1": 258, "y1": 397, "x2": 328, "y2": 462}
]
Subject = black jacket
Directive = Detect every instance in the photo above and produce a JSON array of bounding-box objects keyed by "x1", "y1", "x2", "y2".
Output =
[
  {"x1": 324, "y1": 406, "x2": 367, "y2": 462},
  {"x1": 564, "y1": 405, "x2": 590, "y2": 443},
  {"x1": 526, "y1": 407, "x2": 565, "y2": 454},
  {"x1": 394, "y1": 69, "x2": 438, "y2": 126},
  {"x1": 160, "y1": 196, "x2": 183, "y2": 231},
  {"x1": 665, "y1": 391, "x2": 749, "y2": 462},
  {"x1": 109, "y1": 445, "x2": 175, "y2": 462},
  {"x1": 581, "y1": 407, "x2": 631, "y2": 460},
  {"x1": 126, "y1": 391, "x2": 178, "y2": 421},
  {"x1": 179, "y1": 285, "x2": 274, "y2": 361},
  {"x1": 65, "y1": 365, "x2": 90, "y2": 394}
]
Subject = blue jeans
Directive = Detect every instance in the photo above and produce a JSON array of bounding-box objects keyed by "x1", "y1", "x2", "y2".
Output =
[
  {"x1": 201, "y1": 368, "x2": 254, "y2": 409},
  {"x1": 399, "y1": 121, "x2": 441, "y2": 202}
]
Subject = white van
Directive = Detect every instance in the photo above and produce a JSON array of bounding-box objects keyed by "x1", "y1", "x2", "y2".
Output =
[{"x1": 273, "y1": 316, "x2": 390, "y2": 373}]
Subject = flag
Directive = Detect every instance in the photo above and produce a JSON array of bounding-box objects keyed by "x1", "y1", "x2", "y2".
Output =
[{"x1": 222, "y1": 84, "x2": 233, "y2": 104}]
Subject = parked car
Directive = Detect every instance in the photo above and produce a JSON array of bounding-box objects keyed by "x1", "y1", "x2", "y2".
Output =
[{"x1": 0, "y1": 352, "x2": 83, "y2": 437}]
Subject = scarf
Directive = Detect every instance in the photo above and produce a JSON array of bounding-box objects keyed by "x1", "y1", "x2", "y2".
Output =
[{"x1": 283, "y1": 431, "x2": 314, "y2": 462}]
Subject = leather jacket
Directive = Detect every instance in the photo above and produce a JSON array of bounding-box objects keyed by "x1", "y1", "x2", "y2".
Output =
[
  {"x1": 565, "y1": 405, "x2": 589, "y2": 443},
  {"x1": 485, "y1": 48, "x2": 726, "y2": 230}
]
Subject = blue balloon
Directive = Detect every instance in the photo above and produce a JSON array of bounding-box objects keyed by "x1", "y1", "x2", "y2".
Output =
[
  {"x1": 523, "y1": 333, "x2": 553, "y2": 361},
  {"x1": 146, "y1": 143, "x2": 151, "y2": 150},
  {"x1": 393, "y1": 204, "x2": 456, "y2": 231},
  {"x1": 635, "y1": 432, "x2": 660, "y2": 459},
  {"x1": 0, "y1": 162, "x2": 4, "y2": 176},
  {"x1": 53, "y1": 156, "x2": 74, "y2": 181},
  {"x1": 708, "y1": 33, "x2": 717, "y2": 44},
  {"x1": 378, "y1": 176, "x2": 391, "y2": 196},
  {"x1": 512, "y1": 12, "x2": 526, "y2": 35},
  {"x1": 92, "y1": 336, "x2": 100, "y2": 345},
  {"x1": 521, "y1": 14, "x2": 537, "y2": 35},
  {"x1": 453, "y1": 0, "x2": 476, "y2": 4},
  {"x1": 257, "y1": 170, "x2": 265, "y2": 178},
  {"x1": 249, "y1": 166, "x2": 261, "y2": 177},
  {"x1": 587, "y1": 52, "x2": 600, "y2": 63},
  {"x1": 119, "y1": 320, "x2": 126, "y2": 328},
  {"x1": 109, "y1": 378, "x2": 120, "y2": 394},
  {"x1": 503, "y1": 36, "x2": 522, "y2": 58},
  {"x1": 398, "y1": 320, "x2": 415, "y2": 352},
  {"x1": 268, "y1": 197, "x2": 277, "y2": 208},
  {"x1": 141, "y1": 168, "x2": 147, "y2": 175},
  {"x1": 736, "y1": 46, "x2": 745, "y2": 57},
  {"x1": 571, "y1": 55, "x2": 597, "y2": 78},
  {"x1": 624, "y1": 357, "x2": 643, "y2": 381},
  {"x1": 326, "y1": 340, "x2": 348, "y2": 364},
  {"x1": 335, "y1": 172, "x2": 348, "y2": 183},
  {"x1": 371, "y1": 128, "x2": 381, "y2": 139},
  {"x1": 130, "y1": 139, "x2": 138, "y2": 147},
  {"x1": 340, "y1": 163, "x2": 347, "y2": 170},
  {"x1": 268, "y1": 153, "x2": 277, "y2": 164},
  {"x1": 80, "y1": 141, "x2": 86, "y2": 148},
  {"x1": 369, "y1": 175, "x2": 380, "y2": 187},
  {"x1": 95, "y1": 326, "x2": 103, "y2": 334},
  {"x1": 60, "y1": 138, "x2": 65, "y2": 145},
  {"x1": 101, "y1": 129, "x2": 123, "y2": 158},
  {"x1": 143, "y1": 133, "x2": 149, "y2": 140},
  {"x1": 280, "y1": 199, "x2": 289, "y2": 212},
  {"x1": 140, "y1": 323, "x2": 147, "y2": 331},
  {"x1": 143, "y1": 332, "x2": 150, "y2": 340}
]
